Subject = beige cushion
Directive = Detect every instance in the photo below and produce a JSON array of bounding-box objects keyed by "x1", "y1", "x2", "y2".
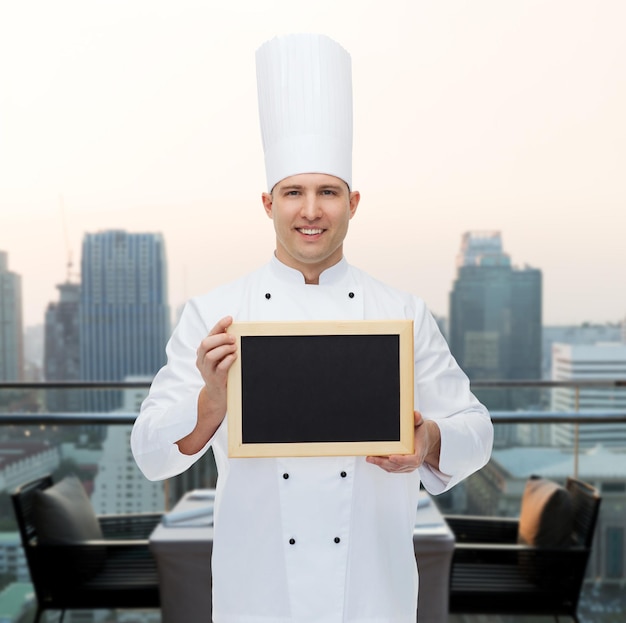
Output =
[
  {"x1": 518, "y1": 477, "x2": 574, "y2": 548},
  {"x1": 33, "y1": 475, "x2": 104, "y2": 579}
]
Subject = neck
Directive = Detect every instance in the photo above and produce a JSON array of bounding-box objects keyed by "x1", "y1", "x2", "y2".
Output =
[{"x1": 303, "y1": 272, "x2": 320, "y2": 285}]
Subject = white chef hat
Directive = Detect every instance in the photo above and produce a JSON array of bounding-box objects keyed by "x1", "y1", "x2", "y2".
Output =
[{"x1": 256, "y1": 33, "x2": 353, "y2": 191}]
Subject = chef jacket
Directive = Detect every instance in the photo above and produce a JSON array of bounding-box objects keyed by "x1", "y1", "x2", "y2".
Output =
[{"x1": 131, "y1": 255, "x2": 493, "y2": 623}]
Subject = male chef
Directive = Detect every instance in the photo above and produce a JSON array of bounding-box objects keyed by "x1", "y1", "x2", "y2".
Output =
[{"x1": 131, "y1": 33, "x2": 493, "y2": 623}]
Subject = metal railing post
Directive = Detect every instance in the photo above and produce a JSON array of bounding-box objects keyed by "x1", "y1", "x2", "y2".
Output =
[{"x1": 574, "y1": 385, "x2": 580, "y2": 479}]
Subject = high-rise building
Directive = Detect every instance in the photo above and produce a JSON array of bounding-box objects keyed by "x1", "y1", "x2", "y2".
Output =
[
  {"x1": 551, "y1": 342, "x2": 626, "y2": 447},
  {"x1": 91, "y1": 381, "x2": 165, "y2": 514},
  {"x1": 44, "y1": 282, "x2": 81, "y2": 411},
  {"x1": 0, "y1": 251, "x2": 24, "y2": 381},
  {"x1": 79, "y1": 231, "x2": 170, "y2": 411},
  {"x1": 542, "y1": 323, "x2": 622, "y2": 379},
  {"x1": 449, "y1": 232, "x2": 542, "y2": 419}
]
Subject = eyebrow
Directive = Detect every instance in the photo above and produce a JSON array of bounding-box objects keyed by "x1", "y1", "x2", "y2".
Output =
[{"x1": 278, "y1": 184, "x2": 344, "y2": 192}]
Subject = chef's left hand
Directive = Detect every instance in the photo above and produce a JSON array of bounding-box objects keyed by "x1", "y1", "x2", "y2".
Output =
[{"x1": 366, "y1": 411, "x2": 441, "y2": 473}]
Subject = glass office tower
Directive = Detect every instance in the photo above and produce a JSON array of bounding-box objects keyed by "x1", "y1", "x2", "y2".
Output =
[
  {"x1": 79, "y1": 231, "x2": 170, "y2": 412},
  {"x1": 449, "y1": 232, "x2": 542, "y2": 419}
]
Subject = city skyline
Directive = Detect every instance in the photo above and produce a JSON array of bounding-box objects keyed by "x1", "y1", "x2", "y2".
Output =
[
  {"x1": 4, "y1": 226, "x2": 624, "y2": 333},
  {"x1": 1, "y1": 1, "x2": 625, "y2": 327},
  {"x1": 4, "y1": 222, "x2": 625, "y2": 331}
]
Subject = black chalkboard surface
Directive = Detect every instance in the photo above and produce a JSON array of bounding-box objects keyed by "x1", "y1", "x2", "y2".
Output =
[{"x1": 227, "y1": 320, "x2": 414, "y2": 457}]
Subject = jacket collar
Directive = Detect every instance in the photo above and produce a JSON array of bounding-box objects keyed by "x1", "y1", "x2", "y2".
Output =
[{"x1": 269, "y1": 254, "x2": 350, "y2": 286}]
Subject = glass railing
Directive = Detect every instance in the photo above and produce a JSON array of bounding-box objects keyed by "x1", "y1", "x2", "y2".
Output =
[{"x1": 1, "y1": 380, "x2": 625, "y2": 622}]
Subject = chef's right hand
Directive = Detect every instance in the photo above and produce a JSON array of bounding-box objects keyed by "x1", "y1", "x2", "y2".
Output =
[
  {"x1": 196, "y1": 315, "x2": 237, "y2": 417},
  {"x1": 178, "y1": 316, "x2": 238, "y2": 455}
]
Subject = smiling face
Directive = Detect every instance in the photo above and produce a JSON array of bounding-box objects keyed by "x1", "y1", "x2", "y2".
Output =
[{"x1": 262, "y1": 173, "x2": 360, "y2": 284}]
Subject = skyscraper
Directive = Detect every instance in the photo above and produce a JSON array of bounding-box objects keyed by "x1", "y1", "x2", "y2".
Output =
[
  {"x1": 449, "y1": 231, "x2": 542, "y2": 417},
  {"x1": 79, "y1": 231, "x2": 170, "y2": 411},
  {"x1": 0, "y1": 251, "x2": 24, "y2": 381},
  {"x1": 44, "y1": 282, "x2": 81, "y2": 411}
]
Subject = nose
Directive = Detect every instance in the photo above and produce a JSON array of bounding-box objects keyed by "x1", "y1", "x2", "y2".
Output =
[{"x1": 300, "y1": 195, "x2": 322, "y2": 221}]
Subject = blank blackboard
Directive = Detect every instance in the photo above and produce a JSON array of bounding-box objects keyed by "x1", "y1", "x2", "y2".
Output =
[{"x1": 227, "y1": 320, "x2": 414, "y2": 457}]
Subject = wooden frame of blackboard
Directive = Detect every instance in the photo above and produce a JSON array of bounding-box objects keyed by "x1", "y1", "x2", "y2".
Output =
[{"x1": 226, "y1": 320, "x2": 414, "y2": 458}]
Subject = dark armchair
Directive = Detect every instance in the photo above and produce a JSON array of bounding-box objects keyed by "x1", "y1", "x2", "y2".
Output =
[
  {"x1": 445, "y1": 476, "x2": 601, "y2": 622},
  {"x1": 12, "y1": 474, "x2": 162, "y2": 623}
]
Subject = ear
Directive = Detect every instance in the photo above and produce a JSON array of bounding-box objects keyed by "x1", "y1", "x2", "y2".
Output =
[
  {"x1": 262, "y1": 192, "x2": 273, "y2": 219},
  {"x1": 348, "y1": 190, "x2": 360, "y2": 219}
]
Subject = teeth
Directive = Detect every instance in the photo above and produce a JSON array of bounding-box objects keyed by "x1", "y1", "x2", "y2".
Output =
[{"x1": 299, "y1": 228, "x2": 323, "y2": 235}]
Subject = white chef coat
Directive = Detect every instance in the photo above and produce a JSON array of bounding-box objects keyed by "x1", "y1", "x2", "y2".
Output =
[{"x1": 131, "y1": 256, "x2": 493, "y2": 623}]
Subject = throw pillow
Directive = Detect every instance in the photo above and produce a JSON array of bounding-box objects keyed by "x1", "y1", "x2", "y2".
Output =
[
  {"x1": 518, "y1": 476, "x2": 574, "y2": 548},
  {"x1": 32, "y1": 475, "x2": 105, "y2": 580}
]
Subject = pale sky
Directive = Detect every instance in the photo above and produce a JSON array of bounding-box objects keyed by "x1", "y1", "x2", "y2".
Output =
[{"x1": 1, "y1": 0, "x2": 625, "y2": 328}]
